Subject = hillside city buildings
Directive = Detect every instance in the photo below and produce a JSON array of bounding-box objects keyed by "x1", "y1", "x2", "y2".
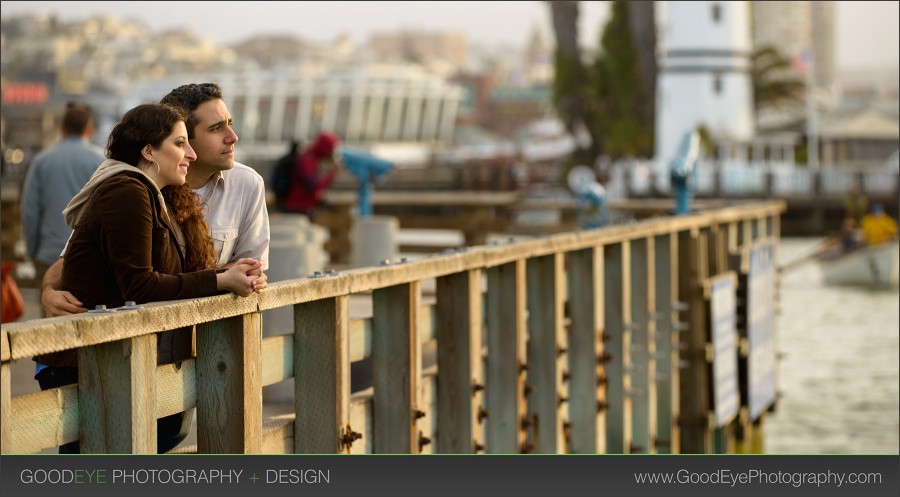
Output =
[{"x1": 1, "y1": 2, "x2": 896, "y2": 177}]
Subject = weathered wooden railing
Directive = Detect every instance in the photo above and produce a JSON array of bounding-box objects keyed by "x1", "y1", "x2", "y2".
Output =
[{"x1": 0, "y1": 200, "x2": 785, "y2": 454}]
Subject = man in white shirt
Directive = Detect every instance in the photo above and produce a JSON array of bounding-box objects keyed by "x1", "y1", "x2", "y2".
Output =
[{"x1": 42, "y1": 83, "x2": 269, "y2": 313}]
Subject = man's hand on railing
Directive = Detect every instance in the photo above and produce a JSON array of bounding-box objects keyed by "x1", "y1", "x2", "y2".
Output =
[
  {"x1": 42, "y1": 288, "x2": 88, "y2": 316},
  {"x1": 216, "y1": 258, "x2": 262, "y2": 297}
]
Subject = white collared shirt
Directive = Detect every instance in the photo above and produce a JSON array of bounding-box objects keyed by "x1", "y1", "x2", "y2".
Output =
[{"x1": 198, "y1": 162, "x2": 270, "y2": 269}]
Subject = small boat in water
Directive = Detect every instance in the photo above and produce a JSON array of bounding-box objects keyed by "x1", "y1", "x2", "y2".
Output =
[{"x1": 819, "y1": 240, "x2": 899, "y2": 289}]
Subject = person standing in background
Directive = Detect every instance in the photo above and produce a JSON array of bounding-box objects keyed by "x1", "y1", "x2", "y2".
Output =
[
  {"x1": 20, "y1": 103, "x2": 105, "y2": 315},
  {"x1": 842, "y1": 182, "x2": 869, "y2": 223},
  {"x1": 282, "y1": 131, "x2": 342, "y2": 219}
]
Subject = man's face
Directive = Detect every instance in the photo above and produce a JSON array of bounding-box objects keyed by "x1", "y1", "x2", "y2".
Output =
[{"x1": 189, "y1": 98, "x2": 238, "y2": 173}]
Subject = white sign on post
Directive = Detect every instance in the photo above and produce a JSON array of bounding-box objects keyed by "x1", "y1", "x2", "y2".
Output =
[{"x1": 710, "y1": 273, "x2": 739, "y2": 427}]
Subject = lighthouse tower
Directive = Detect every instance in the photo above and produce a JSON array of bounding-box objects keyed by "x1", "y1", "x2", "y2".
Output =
[{"x1": 655, "y1": 1, "x2": 755, "y2": 170}]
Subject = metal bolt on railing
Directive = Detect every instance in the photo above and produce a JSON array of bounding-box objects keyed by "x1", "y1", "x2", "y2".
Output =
[
  {"x1": 418, "y1": 431, "x2": 431, "y2": 452},
  {"x1": 477, "y1": 408, "x2": 490, "y2": 423},
  {"x1": 309, "y1": 269, "x2": 340, "y2": 278}
]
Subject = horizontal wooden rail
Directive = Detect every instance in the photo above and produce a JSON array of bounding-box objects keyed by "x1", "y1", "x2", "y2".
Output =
[{"x1": 1, "y1": 200, "x2": 785, "y2": 455}]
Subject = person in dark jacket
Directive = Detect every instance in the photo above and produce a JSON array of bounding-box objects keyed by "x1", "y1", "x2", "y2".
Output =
[
  {"x1": 34, "y1": 103, "x2": 261, "y2": 453},
  {"x1": 281, "y1": 131, "x2": 342, "y2": 218}
]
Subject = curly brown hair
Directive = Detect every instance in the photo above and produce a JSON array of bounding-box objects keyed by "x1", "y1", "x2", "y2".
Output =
[{"x1": 162, "y1": 184, "x2": 217, "y2": 271}]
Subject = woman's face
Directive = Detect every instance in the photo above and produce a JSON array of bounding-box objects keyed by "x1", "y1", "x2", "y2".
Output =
[{"x1": 151, "y1": 121, "x2": 196, "y2": 188}]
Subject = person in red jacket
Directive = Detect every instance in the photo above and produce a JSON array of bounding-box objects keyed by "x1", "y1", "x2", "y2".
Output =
[{"x1": 282, "y1": 131, "x2": 342, "y2": 218}]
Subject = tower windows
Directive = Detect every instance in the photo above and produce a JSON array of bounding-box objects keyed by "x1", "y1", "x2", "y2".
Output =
[{"x1": 712, "y1": 3, "x2": 722, "y2": 23}]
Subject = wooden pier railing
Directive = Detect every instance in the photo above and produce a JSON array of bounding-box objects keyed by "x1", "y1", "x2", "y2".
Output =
[{"x1": 0, "y1": 200, "x2": 785, "y2": 454}]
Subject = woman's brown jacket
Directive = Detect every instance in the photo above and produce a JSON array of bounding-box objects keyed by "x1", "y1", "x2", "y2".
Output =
[{"x1": 37, "y1": 171, "x2": 219, "y2": 367}]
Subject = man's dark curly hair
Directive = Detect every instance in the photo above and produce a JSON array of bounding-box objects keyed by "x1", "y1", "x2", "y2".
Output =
[{"x1": 159, "y1": 83, "x2": 224, "y2": 138}]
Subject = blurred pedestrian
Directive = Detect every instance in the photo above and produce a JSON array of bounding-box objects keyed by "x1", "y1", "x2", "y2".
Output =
[
  {"x1": 20, "y1": 102, "x2": 105, "y2": 315},
  {"x1": 842, "y1": 182, "x2": 869, "y2": 223},
  {"x1": 271, "y1": 139, "x2": 302, "y2": 211},
  {"x1": 282, "y1": 131, "x2": 342, "y2": 219}
]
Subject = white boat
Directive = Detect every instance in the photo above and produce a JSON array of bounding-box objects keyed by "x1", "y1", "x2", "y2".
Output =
[{"x1": 819, "y1": 240, "x2": 900, "y2": 289}]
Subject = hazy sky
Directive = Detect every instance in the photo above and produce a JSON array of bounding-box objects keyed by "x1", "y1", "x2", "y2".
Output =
[{"x1": 2, "y1": 1, "x2": 898, "y2": 73}]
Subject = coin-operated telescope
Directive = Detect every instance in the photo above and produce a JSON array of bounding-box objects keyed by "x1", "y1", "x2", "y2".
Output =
[
  {"x1": 567, "y1": 165, "x2": 609, "y2": 229},
  {"x1": 669, "y1": 131, "x2": 701, "y2": 215},
  {"x1": 340, "y1": 148, "x2": 395, "y2": 217}
]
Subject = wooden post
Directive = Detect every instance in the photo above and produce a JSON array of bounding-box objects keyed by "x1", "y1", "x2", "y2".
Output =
[
  {"x1": 78, "y1": 335, "x2": 157, "y2": 453},
  {"x1": 485, "y1": 260, "x2": 528, "y2": 454},
  {"x1": 197, "y1": 313, "x2": 262, "y2": 453},
  {"x1": 654, "y1": 233, "x2": 679, "y2": 453},
  {"x1": 566, "y1": 247, "x2": 605, "y2": 454},
  {"x1": 1, "y1": 329, "x2": 11, "y2": 454},
  {"x1": 436, "y1": 269, "x2": 484, "y2": 453},
  {"x1": 525, "y1": 253, "x2": 566, "y2": 453},
  {"x1": 604, "y1": 242, "x2": 633, "y2": 453},
  {"x1": 294, "y1": 297, "x2": 350, "y2": 453},
  {"x1": 678, "y1": 229, "x2": 712, "y2": 453},
  {"x1": 373, "y1": 282, "x2": 421, "y2": 453},
  {"x1": 461, "y1": 207, "x2": 491, "y2": 247},
  {"x1": 316, "y1": 204, "x2": 353, "y2": 264},
  {"x1": 630, "y1": 237, "x2": 656, "y2": 454}
]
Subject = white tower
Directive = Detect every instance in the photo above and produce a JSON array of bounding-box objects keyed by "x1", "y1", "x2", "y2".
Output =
[{"x1": 655, "y1": 1, "x2": 755, "y2": 168}]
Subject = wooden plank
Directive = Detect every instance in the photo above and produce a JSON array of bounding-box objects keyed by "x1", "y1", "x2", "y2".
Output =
[
  {"x1": 678, "y1": 230, "x2": 713, "y2": 453},
  {"x1": 629, "y1": 237, "x2": 656, "y2": 454},
  {"x1": 196, "y1": 313, "x2": 262, "y2": 453},
  {"x1": 604, "y1": 242, "x2": 633, "y2": 453},
  {"x1": 653, "y1": 233, "x2": 680, "y2": 454},
  {"x1": 1, "y1": 328, "x2": 8, "y2": 454},
  {"x1": 485, "y1": 260, "x2": 527, "y2": 454},
  {"x1": 294, "y1": 296, "x2": 351, "y2": 453},
  {"x1": 525, "y1": 253, "x2": 565, "y2": 453},
  {"x1": 436, "y1": 269, "x2": 483, "y2": 453},
  {"x1": 156, "y1": 360, "x2": 196, "y2": 418},
  {"x1": 10, "y1": 385, "x2": 78, "y2": 453},
  {"x1": 1, "y1": 362, "x2": 9, "y2": 454},
  {"x1": 372, "y1": 282, "x2": 421, "y2": 453},
  {"x1": 78, "y1": 335, "x2": 156, "y2": 453},
  {"x1": 260, "y1": 334, "x2": 293, "y2": 388},
  {"x1": 325, "y1": 190, "x2": 520, "y2": 207},
  {"x1": 565, "y1": 247, "x2": 605, "y2": 454},
  {"x1": 419, "y1": 374, "x2": 437, "y2": 453},
  {"x1": 5, "y1": 295, "x2": 260, "y2": 362}
]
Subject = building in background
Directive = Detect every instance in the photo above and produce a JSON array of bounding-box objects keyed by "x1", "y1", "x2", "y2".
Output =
[
  {"x1": 655, "y1": 1, "x2": 755, "y2": 166},
  {"x1": 752, "y1": 1, "x2": 836, "y2": 90}
]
